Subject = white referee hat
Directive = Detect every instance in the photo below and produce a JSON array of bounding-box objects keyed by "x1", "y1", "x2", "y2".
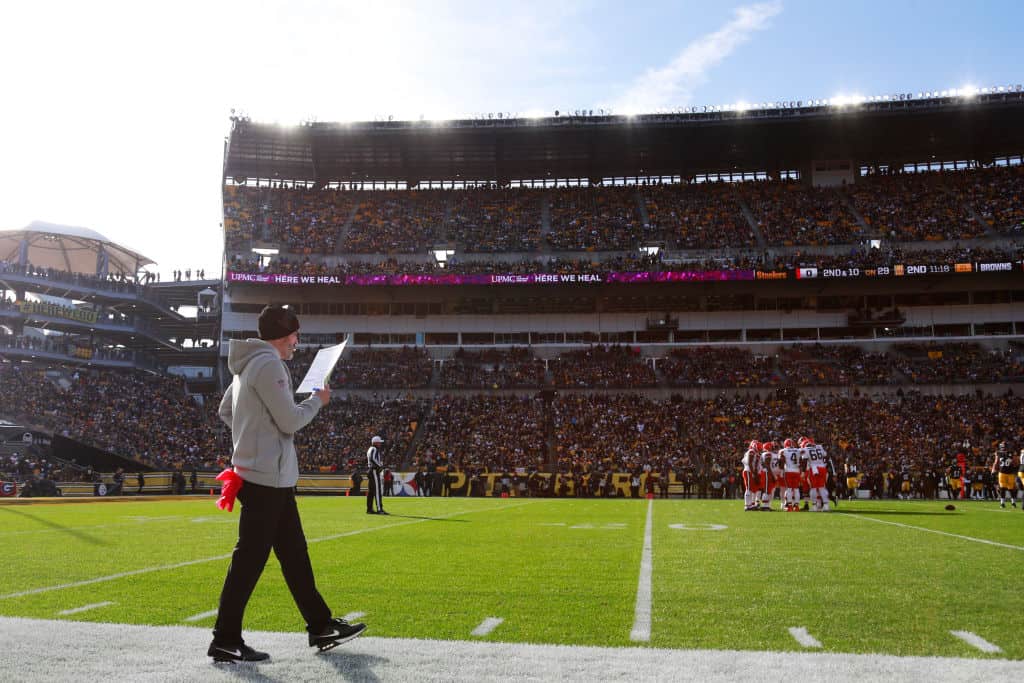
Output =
[{"x1": 371, "y1": 435, "x2": 384, "y2": 444}]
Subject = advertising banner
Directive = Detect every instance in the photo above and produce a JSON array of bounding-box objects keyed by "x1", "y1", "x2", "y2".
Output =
[{"x1": 227, "y1": 260, "x2": 1022, "y2": 287}]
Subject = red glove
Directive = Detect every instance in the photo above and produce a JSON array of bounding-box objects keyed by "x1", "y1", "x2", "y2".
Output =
[{"x1": 215, "y1": 469, "x2": 243, "y2": 512}]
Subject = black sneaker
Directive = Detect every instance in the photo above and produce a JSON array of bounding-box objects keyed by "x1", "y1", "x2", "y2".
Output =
[
  {"x1": 309, "y1": 618, "x2": 367, "y2": 652},
  {"x1": 208, "y1": 641, "x2": 269, "y2": 663},
  {"x1": 377, "y1": 510, "x2": 389, "y2": 515}
]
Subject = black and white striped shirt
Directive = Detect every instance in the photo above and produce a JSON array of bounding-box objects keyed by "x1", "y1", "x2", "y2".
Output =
[{"x1": 367, "y1": 446, "x2": 383, "y2": 471}]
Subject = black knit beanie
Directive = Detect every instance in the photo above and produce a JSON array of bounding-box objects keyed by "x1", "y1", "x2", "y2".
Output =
[{"x1": 258, "y1": 305, "x2": 300, "y2": 340}]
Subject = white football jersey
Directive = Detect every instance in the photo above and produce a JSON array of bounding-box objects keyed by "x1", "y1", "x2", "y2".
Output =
[
  {"x1": 780, "y1": 447, "x2": 803, "y2": 473},
  {"x1": 741, "y1": 448, "x2": 760, "y2": 472},
  {"x1": 807, "y1": 444, "x2": 827, "y2": 470}
]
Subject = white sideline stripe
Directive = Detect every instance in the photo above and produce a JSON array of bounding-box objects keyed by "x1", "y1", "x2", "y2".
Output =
[
  {"x1": 6, "y1": 617, "x2": 1024, "y2": 682},
  {"x1": 343, "y1": 611, "x2": 365, "y2": 621},
  {"x1": 951, "y1": 630, "x2": 1003, "y2": 654},
  {"x1": 630, "y1": 497, "x2": 654, "y2": 642},
  {"x1": 58, "y1": 601, "x2": 114, "y2": 616},
  {"x1": 471, "y1": 617, "x2": 504, "y2": 637},
  {"x1": 789, "y1": 627, "x2": 823, "y2": 648},
  {"x1": 0, "y1": 501, "x2": 534, "y2": 600},
  {"x1": 845, "y1": 513, "x2": 1024, "y2": 552},
  {"x1": 183, "y1": 609, "x2": 218, "y2": 622}
]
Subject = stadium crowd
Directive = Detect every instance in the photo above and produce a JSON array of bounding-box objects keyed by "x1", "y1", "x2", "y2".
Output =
[
  {"x1": 849, "y1": 171, "x2": 984, "y2": 242},
  {"x1": 235, "y1": 341, "x2": 1024, "y2": 394},
  {"x1": 414, "y1": 395, "x2": 547, "y2": 474},
  {"x1": 342, "y1": 191, "x2": 447, "y2": 254},
  {"x1": 960, "y1": 164, "x2": 1024, "y2": 234},
  {"x1": 659, "y1": 348, "x2": 776, "y2": 387},
  {"x1": 448, "y1": 188, "x2": 543, "y2": 252},
  {"x1": 550, "y1": 346, "x2": 657, "y2": 388},
  {"x1": 0, "y1": 333, "x2": 137, "y2": 362},
  {"x1": 643, "y1": 182, "x2": 754, "y2": 249},
  {"x1": 288, "y1": 347, "x2": 433, "y2": 389},
  {"x1": 222, "y1": 166, "x2": 1024, "y2": 256},
  {"x1": 437, "y1": 347, "x2": 546, "y2": 388},
  {"x1": 0, "y1": 363, "x2": 224, "y2": 473},
  {"x1": 740, "y1": 180, "x2": 866, "y2": 246},
  {"x1": 891, "y1": 342, "x2": 1024, "y2": 383},
  {"x1": 4, "y1": 355, "x2": 1023, "y2": 495},
  {"x1": 227, "y1": 242, "x2": 1024, "y2": 280}
]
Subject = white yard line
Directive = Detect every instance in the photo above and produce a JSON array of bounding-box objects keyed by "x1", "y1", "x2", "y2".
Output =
[
  {"x1": 0, "y1": 517, "x2": 184, "y2": 538},
  {"x1": 343, "y1": 612, "x2": 366, "y2": 621},
  {"x1": 0, "y1": 553, "x2": 235, "y2": 600},
  {"x1": 3, "y1": 617, "x2": 1024, "y2": 682},
  {"x1": 629, "y1": 497, "x2": 654, "y2": 642},
  {"x1": 844, "y1": 513, "x2": 1024, "y2": 552},
  {"x1": 0, "y1": 501, "x2": 534, "y2": 600},
  {"x1": 57, "y1": 601, "x2": 114, "y2": 616},
  {"x1": 950, "y1": 630, "x2": 1003, "y2": 654},
  {"x1": 789, "y1": 627, "x2": 823, "y2": 648},
  {"x1": 471, "y1": 617, "x2": 504, "y2": 637},
  {"x1": 183, "y1": 609, "x2": 218, "y2": 623}
]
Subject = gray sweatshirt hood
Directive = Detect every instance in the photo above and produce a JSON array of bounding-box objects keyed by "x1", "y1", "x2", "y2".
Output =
[
  {"x1": 227, "y1": 338, "x2": 280, "y2": 376},
  {"x1": 218, "y1": 338, "x2": 321, "y2": 488}
]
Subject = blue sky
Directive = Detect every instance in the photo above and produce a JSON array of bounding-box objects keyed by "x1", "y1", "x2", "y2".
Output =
[{"x1": 0, "y1": 1, "x2": 1021, "y2": 278}]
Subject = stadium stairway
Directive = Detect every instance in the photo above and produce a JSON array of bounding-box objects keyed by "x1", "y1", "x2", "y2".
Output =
[
  {"x1": 539, "y1": 192, "x2": 552, "y2": 245},
  {"x1": 438, "y1": 196, "x2": 453, "y2": 243},
  {"x1": 838, "y1": 188, "x2": 875, "y2": 236},
  {"x1": 736, "y1": 195, "x2": 768, "y2": 249},
  {"x1": 962, "y1": 200, "x2": 998, "y2": 237},
  {"x1": 634, "y1": 188, "x2": 657, "y2": 245},
  {"x1": 331, "y1": 202, "x2": 362, "y2": 256},
  {"x1": 400, "y1": 399, "x2": 435, "y2": 469},
  {"x1": 650, "y1": 357, "x2": 669, "y2": 388}
]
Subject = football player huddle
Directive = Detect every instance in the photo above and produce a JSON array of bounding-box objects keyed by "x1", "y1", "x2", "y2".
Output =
[{"x1": 741, "y1": 437, "x2": 833, "y2": 512}]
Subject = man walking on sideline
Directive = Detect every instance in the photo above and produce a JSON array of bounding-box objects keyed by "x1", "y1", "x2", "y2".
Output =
[
  {"x1": 367, "y1": 436, "x2": 387, "y2": 514},
  {"x1": 211, "y1": 305, "x2": 365, "y2": 663}
]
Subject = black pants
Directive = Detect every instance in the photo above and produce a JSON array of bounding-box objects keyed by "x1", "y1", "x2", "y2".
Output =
[
  {"x1": 367, "y1": 469, "x2": 384, "y2": 512},
  {"x1": 213, "y1": 482, "x2": 330, "y2": 645}
]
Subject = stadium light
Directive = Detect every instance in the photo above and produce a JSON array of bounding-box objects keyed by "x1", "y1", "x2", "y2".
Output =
[
  {"x1": 433, "y1": 249, "x2": 455, "y2": 264},
  {"x1": 829, "y1": 93, "x2": 866, "y2": 108},
  {"x1": 959, "y1": 85, "x2": 979, "y2": 99}
]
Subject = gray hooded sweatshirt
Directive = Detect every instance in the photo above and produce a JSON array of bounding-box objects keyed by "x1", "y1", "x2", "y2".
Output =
[{"x1": 218, "y1": 339, "x2": 323, "y2": 488}]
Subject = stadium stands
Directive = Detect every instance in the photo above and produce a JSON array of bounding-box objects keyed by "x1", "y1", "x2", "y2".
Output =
[
  {"x1": 222, "y1": 166, "x2": 1024, "y2": 259},
  {"x1": 448, "y1": 188, "x2": 543, "y2": 252},
  {"x1": 8, "y1": 108, "x2": 1024, "y2": 494},
  {"x1": 438, "y1": 347, "x2": 545, "y2": 388},
  {"x1": 643, "y1": 182, "x2": 753, "y2": 249}
]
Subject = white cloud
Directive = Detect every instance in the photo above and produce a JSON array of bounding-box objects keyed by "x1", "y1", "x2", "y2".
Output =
[{"x1": 613, "y1": 2, "x2": 783, "y2": 114}]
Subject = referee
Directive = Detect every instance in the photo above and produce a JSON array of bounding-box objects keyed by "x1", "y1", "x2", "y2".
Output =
[{"x1": 366, "y1": 435, "x2": 388, "y2": 514}]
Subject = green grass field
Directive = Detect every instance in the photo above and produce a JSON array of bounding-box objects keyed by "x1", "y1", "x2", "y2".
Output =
[{"x1": 1, "y1": 495, "x2": 1022, "y2": 660}]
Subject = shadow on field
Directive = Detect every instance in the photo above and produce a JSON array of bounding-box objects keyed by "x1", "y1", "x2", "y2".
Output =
[
  {"x1": 213, "y1": 662, "x2": 278, "y2": 682},
  {"x1": 0, "y1": 506, "x2": 108, "y2": 545},
  {"x1": 382, "y1": 514, "x2": 469, "y2": 522},
  {"x1": 834, "y1": 509, "x2": 958, "y2": 516},
  {"x1": 323, "y1": 650, "x2": 389, "y2": 682}
]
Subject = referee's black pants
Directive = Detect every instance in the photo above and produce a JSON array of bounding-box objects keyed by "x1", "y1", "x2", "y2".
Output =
[
  {"x1": 213, "y1": 482, "x2": 331, "y2": 645},
  {"x1": 367, "y1": 469, "x2": 383, "y2": 512}
]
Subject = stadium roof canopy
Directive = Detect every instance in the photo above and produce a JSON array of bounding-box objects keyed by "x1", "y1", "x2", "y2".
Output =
[
  {"x1": 0, "y1": 221, "x2": 154, "y2": 276},
  {"x1": 223, "y1": 92, "x2": 1024, "y2": 186}
]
